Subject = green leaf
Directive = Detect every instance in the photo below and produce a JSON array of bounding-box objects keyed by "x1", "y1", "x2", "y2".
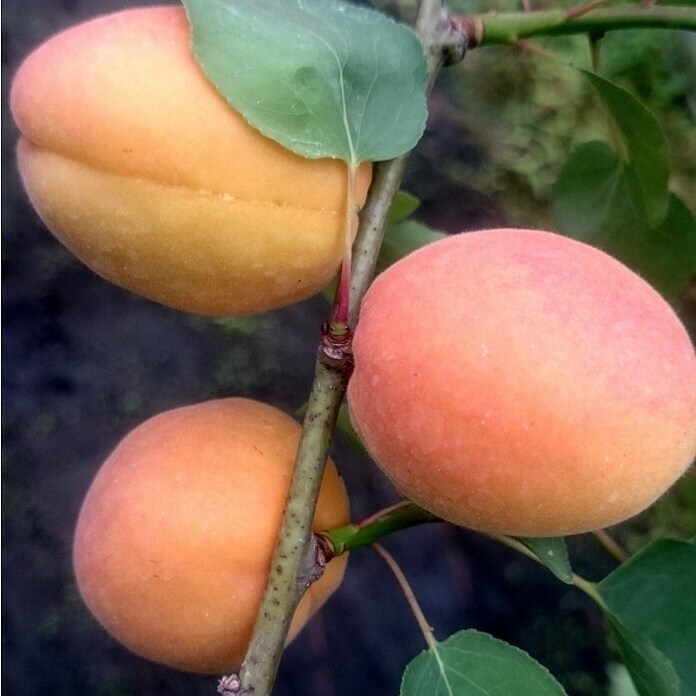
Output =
[
  {"x1": 401, "y1": 629, "x2": 567, "y2": 696},
  {"x1": 182, "y1": 0, "x2": 428, "y2": 165},
  {"x1": 515, "y1": 537, "x2": 573, "y2": 584},
  {"x1": 607, "y1": 662, "x2": 640, "y2": 696},
  {"x1": 599, "y1": 30, "x2": 664, "y2": 81},
  {"x1": 377, "y1": 220, "x2": 447, "y2": 272},
  {"x1": 389, "y1": 191, "x2": 422, "y2": 224},
  {"x1": 552, "y1": 141, "x2": 622, "y2": 239},
  {"x1": 605, "y1": 615, "x2": 680, "y2": 696},
  {"x1": 581, "y1": 71, "x2": 669, "y2": 227},
  {"x1": 608, "y1": 191, "x2": 696, "y2": 298},
  {"x1": 605, "y1": 185, "x2": 696, "y2": 298},
  {"x1": 553, "y1": 141, "x2": 696, "y2": 298},
  {"x1": 598, "y1": 538, "x2": 696, "y2": 696}
]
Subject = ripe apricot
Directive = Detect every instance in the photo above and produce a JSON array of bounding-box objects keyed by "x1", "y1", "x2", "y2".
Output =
[
  {"x1": 73, "y1": 398, "x2": 349, "y2": 673},
  {"x1": 10, "y1": 6, "x2": 371, "y2": 316},
  {"x1": 348, "y1": 229, "x2": 696, "y2": 537}
]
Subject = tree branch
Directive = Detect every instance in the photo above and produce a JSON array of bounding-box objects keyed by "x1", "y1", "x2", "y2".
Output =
[
  {"x1": 232, "y1": 1, "x2": 460, "y2": 694},
  {"x1": 234, "y1": 350, "x2": 351, "y2": 696},
  {"x1": 456, "y1": 5, "x2": 696, "y2": 48}
]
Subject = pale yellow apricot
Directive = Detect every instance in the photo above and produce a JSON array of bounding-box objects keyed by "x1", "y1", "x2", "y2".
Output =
[
  {"x1": 11, "y1": 6, "x2": 371, "y2": 315},
  {"x1": 348, "y1": 229, "x2": 696, "y2": 537},
  {"x1": 73, "y1": 398, "x2": 349, "y2": 673}
]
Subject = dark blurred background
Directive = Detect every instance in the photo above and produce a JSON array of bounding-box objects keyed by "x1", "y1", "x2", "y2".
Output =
[{"x1": 3, "y1": 2, "x2": 695, "y2": 695}]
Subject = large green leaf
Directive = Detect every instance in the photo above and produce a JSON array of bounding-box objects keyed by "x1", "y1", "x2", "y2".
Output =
[
  {"x1": 607, "y1": 663, "x2": 640, "y2": 696},
  {"x1": 604, "y1": 616, "x2": 680, "y2": 696},
  {"x1": 515, "y1": 537, "x2": 573, "y2": 584},
  {"x1": 401, "y1": 629, "x2": 567, "y2": 696},
  {"x1": 582, "y1": 71, "x2": 669, "y2": 228},
  {"x1": 182, "y1": 0, "x2": 428, "y2": 165},
  {"x1": 553, "y1": 141, "x2": 696, "y2": 298},
  {"x1": 598, "y1": 538, "x2": 696, "y2": 696}
]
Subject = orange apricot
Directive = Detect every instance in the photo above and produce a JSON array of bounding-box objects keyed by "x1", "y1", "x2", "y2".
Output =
[
  {"x1": 11, "y1": 6, "x2": 371, "y2": 315},
  {"x1": 348, "y1": 229, "x2": 696, "y2": 537},
  {"x1": 73, "y1": 398, "x2": 349, "y2": 673}
]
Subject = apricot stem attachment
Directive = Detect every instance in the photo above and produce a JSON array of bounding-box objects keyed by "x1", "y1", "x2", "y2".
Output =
[
  {"x1": 348, "y1": 157, "x2": 410, "y2": 326},
  {"x1": 324, "y1": 503, "x2": 632, "y2": 570},
  {"x1": 322, "y1": 500, "x2": 440, "y2": 556},
  {"x1": 332, "y1": 163, "x2": 359, "y2": 327}
]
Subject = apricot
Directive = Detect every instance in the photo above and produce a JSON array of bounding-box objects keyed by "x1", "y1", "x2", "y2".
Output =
[
  {"x1": 73, "y1": 398, "x2": 349, "y2": 673},
  {"x1": 10, "y1": 6, "x2": 371, "y2": 316},
  {"x1": 348, "y1": 228, "x2": 696, "y2": 537}
]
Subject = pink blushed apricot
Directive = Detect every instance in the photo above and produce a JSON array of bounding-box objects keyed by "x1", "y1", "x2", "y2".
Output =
[{"x1": 348, "y1": 229, "x2": 696, "y2": 536}]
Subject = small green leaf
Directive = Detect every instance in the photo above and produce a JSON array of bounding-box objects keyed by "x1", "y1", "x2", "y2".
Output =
[
  {"x1": 401, "y1": 629, "x2": 567, "y2": 696},
  {"x1": 552, "y1": 141, "x2": 621, "y2": 239},
  {"x1": 182, "y1": 0, "x2": 428, "y2": 165},
  {"x1": 581, "y1": 71, "x2": 669, "y2": 227},
  {"x1": 598, "y1": 538, "x2": 696, "y2": 696},
  {"x1": 377, "y1": 220, "x2": 447, "y2": 272},
  {"x1": 389, "y1": 191, "x2": 422, "y2": 224},
  {"x1": 515, "y1": 537, "x2": 573, "y2": 584},
  {"x1": 553, "y1": 142, "x2": 696, "y2": 298}
]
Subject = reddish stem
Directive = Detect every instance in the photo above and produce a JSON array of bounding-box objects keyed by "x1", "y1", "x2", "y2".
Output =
[
  {"x1": 333, "y1": 254, "x2": 351, "y2": 326},
  {"x1": 332, "y1": 163, "x2": 358, "y2": 327}
]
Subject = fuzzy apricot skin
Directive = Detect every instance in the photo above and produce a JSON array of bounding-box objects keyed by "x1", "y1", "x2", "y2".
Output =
[
  {"x1": 10, "y1": 6, "x2": 371, "y2": 316},
  {"x1": 73, "y1": 398, "x2": 349, "y2": 674},
  {"x1": 348, "y1": 229, "x2": 696, "y2": 537}
]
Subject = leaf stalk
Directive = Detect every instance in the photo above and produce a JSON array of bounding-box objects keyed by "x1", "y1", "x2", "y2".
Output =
[{"x1": 373, "y1": 543, "x2": 438, "y2": 650}]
